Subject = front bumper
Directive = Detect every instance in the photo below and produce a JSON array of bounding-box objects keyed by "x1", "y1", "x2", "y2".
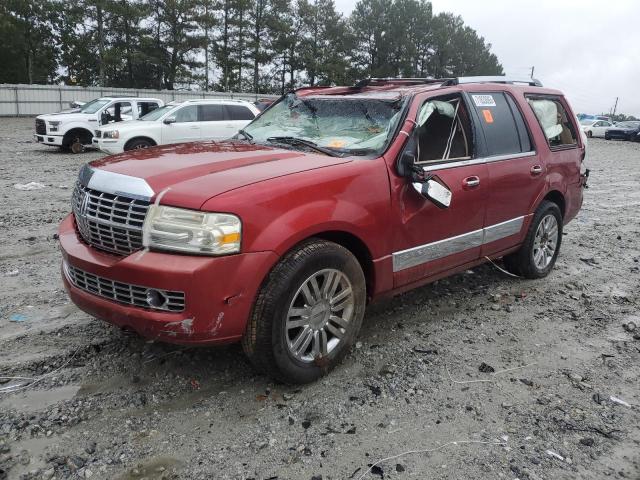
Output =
[
  {"x1": 92, "y1": 137, "x2": 125, "y2": 155},
  {"x1": 34, "y1": 134, "x2": 63, "y2": 146},
  {"x1": 59, "y1": 214, "x2": 278, "y2": 345}
]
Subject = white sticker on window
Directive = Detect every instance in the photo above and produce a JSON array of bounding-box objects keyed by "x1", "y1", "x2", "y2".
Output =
[{"x1": 472, "y1": 94, "x2": 496, "y2": 107}]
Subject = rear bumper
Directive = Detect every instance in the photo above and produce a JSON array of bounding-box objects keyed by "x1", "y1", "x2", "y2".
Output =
[
  {"x1": 34, "y1": 134, "x2": 63, "y2": 146},
  {"x1": 59, "y1": 214, "x2": 278, "y2": 345}
]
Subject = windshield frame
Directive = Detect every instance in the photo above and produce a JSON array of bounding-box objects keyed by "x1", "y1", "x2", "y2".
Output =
[
  {"x1": 241, "y1": 91, "x2": 411, "y2": 158},
  {"x1": 79, "y1": 98, "x2": 111, "y2": 114}
]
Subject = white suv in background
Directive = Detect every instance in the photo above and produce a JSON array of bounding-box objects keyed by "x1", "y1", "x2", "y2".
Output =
[{"x1": 93, "y1": 99, "x2": 260, "y2": 154}]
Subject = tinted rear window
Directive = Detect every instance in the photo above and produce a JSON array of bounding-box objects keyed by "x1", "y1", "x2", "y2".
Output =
[{"x1": 224, "y1": 105, "x2": 255, "y2": 121}]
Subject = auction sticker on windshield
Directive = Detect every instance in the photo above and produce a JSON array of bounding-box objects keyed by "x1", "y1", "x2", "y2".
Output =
[{"x1": 472, "y1": 94, "x2": 496, "y2": 107}]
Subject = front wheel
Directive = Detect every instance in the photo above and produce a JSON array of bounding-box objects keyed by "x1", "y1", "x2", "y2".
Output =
[
  {"x1": 125, "y1": 138, "x2": 154, "y2": 151},
  {"x1": 586, "y1": 130, "x2": 593, "y2": 138},
  {"x1": 242, "y1": 239, "x2": 366, "y2": 384},
  {"x1": 503, "y1": 201, "x2": 563, "y2": 279}
]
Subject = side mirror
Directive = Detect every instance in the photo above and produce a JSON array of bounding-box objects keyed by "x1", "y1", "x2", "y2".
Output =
[
  {"x1": 163, "y1": 116, "x2": 176, "y2": 125},
  {"x1": 100, "y1": 111, "x2": 110, "y2": 125},
  {"x1": 412, "y1": 178, "x2": 452, "y2": 209}
]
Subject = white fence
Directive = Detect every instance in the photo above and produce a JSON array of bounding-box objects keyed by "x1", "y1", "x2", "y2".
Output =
[{"x1": 0, "y1": 84, "x2": 279, "y2": 116}]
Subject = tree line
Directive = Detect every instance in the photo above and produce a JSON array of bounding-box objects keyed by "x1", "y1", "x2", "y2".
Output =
[{"x1": 0, "y1": 0, "x2": 504, "y2": 94}]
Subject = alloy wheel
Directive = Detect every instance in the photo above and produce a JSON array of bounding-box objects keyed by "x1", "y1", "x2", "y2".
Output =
[
  {"x1": 533, "y1": 214, "x2": 559, "y2": 269},
  {"x1": 285, "y1": 268, "x2": 354, "y2": 363}
]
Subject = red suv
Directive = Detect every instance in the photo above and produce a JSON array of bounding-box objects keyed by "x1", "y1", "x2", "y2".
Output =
[{"x1": 59, "y1": 77, "x2": 588, "y2": 383}]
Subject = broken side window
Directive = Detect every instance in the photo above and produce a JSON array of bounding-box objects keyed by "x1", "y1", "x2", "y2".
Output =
[{"x1": 414, "y1": 95, "x2": 472, "y2": 163}]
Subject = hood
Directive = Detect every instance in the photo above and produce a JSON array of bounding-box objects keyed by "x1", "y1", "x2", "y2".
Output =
[
  {"x1": 89, "y1": 141, "x2": 353, "y2": 209},
  {"x1": 38, "y1": 112, "x2": 92, "y2": 122}
]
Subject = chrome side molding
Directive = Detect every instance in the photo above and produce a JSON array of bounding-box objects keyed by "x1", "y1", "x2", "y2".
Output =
[{"x1": 392, "y1": 216, "x2": 525, "y2": 272}]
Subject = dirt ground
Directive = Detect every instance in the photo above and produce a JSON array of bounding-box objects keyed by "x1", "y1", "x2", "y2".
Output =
[{"x1": 0, "y1": 117, "x2": 639, "y2": 480}]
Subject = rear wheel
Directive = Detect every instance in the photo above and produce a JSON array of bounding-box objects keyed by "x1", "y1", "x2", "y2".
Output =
[
  {"x1": 503, "y1": 201, "x2": 562, "y2": 279},
  {"x1": 242, "y1": 239, "x2": 366, "y2": 384},
  {"x1": 125, "y1": 138, "x2": 154, "y2": 151}
]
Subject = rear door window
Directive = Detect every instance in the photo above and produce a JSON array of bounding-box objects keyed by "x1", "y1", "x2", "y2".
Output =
[
  {"x1": 468, "y1": 92, "x2": 532, "y2": 156},
  {"x1": 526, "y1": 96, "x2": 577, "y2": 148},
  {"x1": 224, "y1": 105, "x2": 255, "y2": 121},
  {"x1": 199, "y1": 104, "x2": 225, "y2": 121}
]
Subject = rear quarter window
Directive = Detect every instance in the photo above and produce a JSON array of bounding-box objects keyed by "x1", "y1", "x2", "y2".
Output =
[
  {"x1": 526, "y1": 96, "x2": 577, "y2": 148},
  {"x1": 468, "y1": 92, "x2": 532, "y2": 156}
]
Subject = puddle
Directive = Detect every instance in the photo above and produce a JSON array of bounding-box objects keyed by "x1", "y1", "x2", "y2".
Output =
[
  {"x1": 114, "y1": 456, "x2": 183, "y2": 479},
  {"x1": 5, "y1": 435, "x2": 61, "y2": 477},
  {"x1": 0, "y1": 384, "x2": 80, "y2": 413}
]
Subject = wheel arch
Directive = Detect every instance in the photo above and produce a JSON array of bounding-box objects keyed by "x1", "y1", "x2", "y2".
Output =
[
  {"x1": 267, "y1": 230, "x2": 376, "y2": 301},
  {"x1": 542, "y1": 190, "x2": 566, "y2": 219},
  {"x1": 312, "y1": 230, "x2": 375, "y2": 298},
  {"x1": 62, "y1": 127, "x2": 93, "y2": 146},
  {"x1": 124, "y1": 136, "x2": 157, "y2": 151}
]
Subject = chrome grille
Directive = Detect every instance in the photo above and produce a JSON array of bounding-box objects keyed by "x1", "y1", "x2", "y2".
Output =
[
  {"x1": 72, "y1": 181, "x2": 150, "y2": 255},
  {"x1": 35, "y1": 119, "x2": 46, "y2": 134},
  {"x1": 64, "y1": 263, "x2": 185, "y2": 312}
]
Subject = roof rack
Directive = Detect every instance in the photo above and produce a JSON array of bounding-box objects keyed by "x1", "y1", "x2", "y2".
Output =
[
  {"x1": 353, "y1": 77, "x2": 453, "y2": 88},
  {"x1": 442, "y1": 76, "x2": 543, "y2": 87}
]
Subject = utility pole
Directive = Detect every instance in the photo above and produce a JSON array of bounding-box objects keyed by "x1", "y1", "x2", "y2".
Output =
[
  {"x1": 530, "y1": 66, "x2": 535, "y2": 78},
  {"x1": 611, "y1": 97, "x2": 619, "y2": 119}
]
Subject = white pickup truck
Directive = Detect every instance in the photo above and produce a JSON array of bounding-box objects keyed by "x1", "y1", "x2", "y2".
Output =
[{"x1": 34, "y1": 97, "x2": 163, "y2": 153}]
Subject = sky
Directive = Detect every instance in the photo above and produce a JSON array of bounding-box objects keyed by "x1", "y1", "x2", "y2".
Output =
[{"x1": 333, "y1": 0, "x2": 640, "y2": 117}]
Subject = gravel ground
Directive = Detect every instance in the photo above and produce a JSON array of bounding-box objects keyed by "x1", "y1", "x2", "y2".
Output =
[{"x1": 0, "y1": 117, "x2": 639, "y2": 480}]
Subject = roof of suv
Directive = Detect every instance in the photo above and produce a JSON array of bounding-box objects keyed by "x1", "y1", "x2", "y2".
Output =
[
  {"x1": 97, "y1": 97, "x2": 162, "y2": 101},
  {"x1": 165, "y1": 99, "x2": 255, "y2": 106},
  {"x1": 294, "y1": 76, "x2": 563, "y2": 99}
]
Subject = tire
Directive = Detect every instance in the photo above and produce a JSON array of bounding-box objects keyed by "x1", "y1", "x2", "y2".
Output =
[
  {"x1": 242, "y1": 239, "x2": 366, "y2": 384},
  {"x1": 587, "y1": 130, "x2": 592, "y2": 138},
  {"x1": 605, "y1": 133, "x2": 610, "y2": 140},
  {"x1": 503, "y1": 201, "x2": 563, "y2": 279},
  {"x1": 125, "y1": 138, "x2": 154, "y2": 151}
]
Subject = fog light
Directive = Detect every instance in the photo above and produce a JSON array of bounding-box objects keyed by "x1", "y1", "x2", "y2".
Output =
[{"x1": 145, "y1": 289, "x2": 167, "y2": 309}]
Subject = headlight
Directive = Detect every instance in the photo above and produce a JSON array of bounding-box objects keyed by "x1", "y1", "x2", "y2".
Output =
[
  {"x1": 103, "y1": 130, "x2": 119, "y2": 139},
  {"x1": 49, "y1": 121, "x2": 59, "y2": 132},
  {"x1": 142, "y1": 206, "x2": 241, "y2": 255}
]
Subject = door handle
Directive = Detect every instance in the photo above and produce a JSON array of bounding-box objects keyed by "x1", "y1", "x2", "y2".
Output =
[
  {"x1": 531, "y1": 165, "x2": 543, "y2": 175},
  {"x1": 463, "y1": 176, "x2": 480, "y2": 188}
]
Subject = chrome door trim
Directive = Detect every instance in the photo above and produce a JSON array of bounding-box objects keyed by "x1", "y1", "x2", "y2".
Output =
[
  {"x1": 421, "y1": 151, "x2": 537, "y2": 172},
  {"x1": 392, "y1": 215, "x2": 526, "y2": 272},
  {"x1": 393, "y1": 229, "x2": 484, "y2": 272},
  {"x1": 482, "y1": 216, "x2": 524, "y2": 244},
  {"x1": 78, "y1": 164, "x2": 154, "y2": 201}
]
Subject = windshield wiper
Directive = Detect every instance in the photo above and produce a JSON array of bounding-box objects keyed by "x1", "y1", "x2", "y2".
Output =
[
  {"x1": 266, "y1": 136, "x2": 340, "y2": 157},
  {"x1": 238, "y1": 129, "x2": 253, "y2": 141}
]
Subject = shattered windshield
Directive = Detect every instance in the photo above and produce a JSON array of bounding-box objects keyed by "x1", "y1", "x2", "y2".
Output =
[{"x1": 242, "y1": 93, "x2": 407, "y2": 156}]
